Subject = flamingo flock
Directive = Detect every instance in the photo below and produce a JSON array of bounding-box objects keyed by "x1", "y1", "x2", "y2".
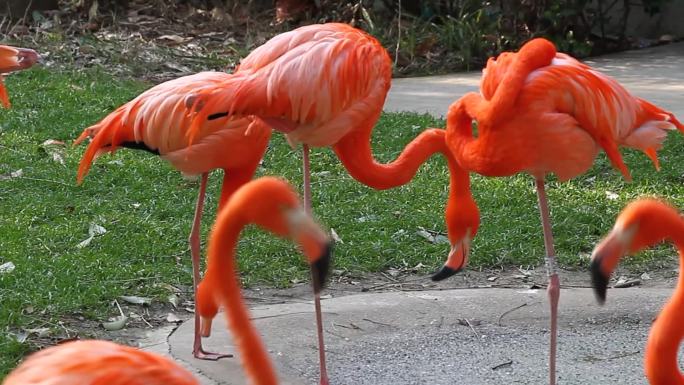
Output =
[{"x1": 2, "y1": 21, "x2": 684, "y2": 385}]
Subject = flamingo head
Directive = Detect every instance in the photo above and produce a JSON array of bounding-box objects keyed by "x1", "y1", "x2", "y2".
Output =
[
  {"x1": 590, "y1": 198, "x2": 678, "y2": 304},
  {"x1": 196, "y1": 177, "x2": 332, "y2": 337},
  {"x1": 432, "y1": 193, "x2": 480, "y2": 281},
  {"x1": 0, "y1": 46, "x2": 40, "y2": 73}
]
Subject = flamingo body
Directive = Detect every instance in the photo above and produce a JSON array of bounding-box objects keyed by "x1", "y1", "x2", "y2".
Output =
[
  {"x1": 448, "y1": 38, "x2": 683, "y2": 182},
  {"x1": 2, "y1": 340, "x2": 199, "y2": 385},
  {"x1": 590, "y1": 199, "x2": 684, "y2": 385},
  {"x1": 75, "y1": 71, "x2": 271, "y2": 202}
]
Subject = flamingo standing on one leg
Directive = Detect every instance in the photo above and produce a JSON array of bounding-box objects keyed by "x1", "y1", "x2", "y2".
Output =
[
  {"x1": 590, "y1": 199, "x2": 684, "y2": 385},
  {"x1": 188, "y1": 24, "x2": 480, "y2": 382},
  {"x1": 73, "y1": 71, "x2": 272, "y2": 360},
  {"x1": 443, "y1": 38, "x2": 683, "y2": 385},
  {"x1": 196, "y1": 177, "x2": 331, "y2": 385},
  {"x1": 0, "y1": 45, "x2": 39, "y2": 108},
  {"x1": 2, "y1": 340, "x2": 199, "y2": 385}
]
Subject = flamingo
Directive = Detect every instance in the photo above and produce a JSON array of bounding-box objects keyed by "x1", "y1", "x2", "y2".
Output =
[
  {"x1": 73, "y1": 71, "x2": 272, "y2": 360},
  {"x1": 590, "y1": 198, "x2": 684, "y2": 385},
  {"x1": 443, "y1": 37, "x2": 683, "y2": 385},
  {"x1": 0, "y1": 45, "x2": 39, "y2": 108},
  {"x1": 2, "y1": 340, "x2": 199, "y2": 385},
  {"x1": 196, "y1": 176, "x2": 331, "y2": 385},
  {"x1": 187, "y1": 24, "x2": 480, "y2": 382}
]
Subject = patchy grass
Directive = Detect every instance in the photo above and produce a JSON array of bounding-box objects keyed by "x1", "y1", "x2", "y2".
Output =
[{"x1": 2, "y1": 66, "x2": 684, "y2": 376}]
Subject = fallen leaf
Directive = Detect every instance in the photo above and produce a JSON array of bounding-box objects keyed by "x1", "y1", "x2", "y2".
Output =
[
  {"x1": 605, "y1": 191, "x2": 619, "y2": 200},
  {"x1": 0, "y1": 261, "x2": 15, "y2": 274},
  {"x1": 102, "y1": 316, "x2": 127, "y2": 331},
  {"x1": 166, "y1": 313, "x2": 182, "y2": 323},
  {"x1": 330, "y1": 228, "x2": 343, "y2": 244},
  {"x1": 168, "y1": 294, "x2": 180, "y2": 308},
  {"x1": 25, "y1": 327, "x2": 51, "y2": 337},
  {"x1": 76, "y1": 223, "x2": 107, "y2": 249},
  {"x1": 119, "y1": 295, "x2": 152, "y2": 306},
  {"x1": 158, "y1": 34, "x2": 192, "y2": 44},
  {"x1": 40, "y1": 139, "x2": 66, "y2": 165},
  {"x1": 9, "y1": 331, "x2": 27, "y2": 343},
  {"x1": 640, "y1": 272, "x2": 651, "y2": 280},
  {"x1": 0, "y1": 169, "x2": 23, "y2": 180},
  {"x1": 487, "y1": 276, "x2": 499, "y2": 282}
]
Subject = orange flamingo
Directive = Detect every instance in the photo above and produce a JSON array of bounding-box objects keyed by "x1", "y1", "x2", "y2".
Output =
[
  {"x1": 188, "y1": 24, "x2": 480, "y2": 381},
  {"x1": 0, "y1": 45, "x2": 39, "y2": 108},
  {"x1": 2, "y1": 340, "x2": 199, "y2": 385},
  {"x1": 444, "y1": 38, "x2": 683, "y2": 385},
  {"x1": 73, "y1": 71, "x2": 272, "y2": 360},
  {"x1": 196, "y1": 176, "x2": 331, "y2": 385},
  {"x1": 590, "y1": 198, "x2": 684, "y2": 385}
]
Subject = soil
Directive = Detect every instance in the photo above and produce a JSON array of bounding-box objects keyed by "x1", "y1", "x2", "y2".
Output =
[{"x1": 44, "y1": 263, "x2": 677, "y2": 352}]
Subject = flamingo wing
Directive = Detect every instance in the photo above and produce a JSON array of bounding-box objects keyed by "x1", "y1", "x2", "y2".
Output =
[
  {"x1": 75, "y1": 71, "x2": 270, "y2": 182},
  {"x1": 190, "y1": 23, "x2": 392, "y2": 147}
]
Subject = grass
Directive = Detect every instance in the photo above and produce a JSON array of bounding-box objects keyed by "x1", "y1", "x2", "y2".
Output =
[{"x1": 2, "y1": 66, "x2": 684, "y2": 376}]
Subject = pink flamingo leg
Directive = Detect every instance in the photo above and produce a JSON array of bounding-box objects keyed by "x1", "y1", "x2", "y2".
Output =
[
  {"x1": 535, "y1": 178, "x2": 559, "y2": 385},
  {"x1": 191, "y1": 172, "x2": 233, "y2": 360},
  {"x1": 303, "y1": 145, "x2": 330, "y2": 385}
]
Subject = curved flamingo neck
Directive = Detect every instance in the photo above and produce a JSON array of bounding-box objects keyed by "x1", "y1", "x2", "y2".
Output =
[
  {"x1": 204, "y1": 211, "x2": 278, "y2": 385},
  {"x1": 645, "y1": 252, "x2": 684, "y2": 385},
  {"x1": 644, "y1": 212, "x2": 684, "y2": 385},
  {"x1": 333, "y1": 126, "x2": 450, "y2": 190}
]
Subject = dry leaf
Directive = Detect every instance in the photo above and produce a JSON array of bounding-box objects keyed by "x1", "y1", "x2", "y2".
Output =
[
  {"x1": 330, "y1": 228, "x2": 343, "y2": 244},
  {"x1": 102, "y1": 316, "x2": 127, "y2": 331},
  {"x1": 40, "y1": 139, "x2": 66, "y2": 165},
  {"x1": 119, "y1": 296, "x2": 152, "y2": 306},
  {"x1": 168, "y1": 294, "x2": 180, "y2": 308},
  {"x1": 166, "y1": 313, "x2": 182, "y2": 323},
  {"x1": 0, "y1": 169, "x2": 23, "y2": 180},
  {"x1": 605, "y1": 191, "x2": 619, "y2": 200},
  {"x1": 0, "y1": 261, "x2": 15, "y2": 274}
]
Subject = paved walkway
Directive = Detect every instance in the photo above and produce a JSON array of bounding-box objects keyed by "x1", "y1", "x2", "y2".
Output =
[{"x1": 156, "y1": 42, "x2": 684, "y2": 384}]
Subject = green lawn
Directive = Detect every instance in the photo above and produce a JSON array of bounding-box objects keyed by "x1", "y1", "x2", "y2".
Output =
[{"x1": 2, "y1": 67, "x2": 684, "y2": 375}]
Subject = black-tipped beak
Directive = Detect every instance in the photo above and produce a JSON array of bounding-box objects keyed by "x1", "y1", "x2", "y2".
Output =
[
  {"x1": 431, "y1": 265, "x2": 461, "y2": 281},
  {"x1": 311, "y1": 242, "x2": 332, "y2": 294},
  {"x1": 590, "y1": 258, "x2": 609, "y2": 305}
]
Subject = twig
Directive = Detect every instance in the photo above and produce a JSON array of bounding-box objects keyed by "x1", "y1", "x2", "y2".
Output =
[
  {"x1": 19, "y1": 176, "x2": 73, "y2": 187},
  {"x1": 492, "y1": 360, "x2": 513, "y2": 370},
  {"x1": 362, "y1": 318, "x2": 393, "y2": 327},
  {"x1": 498, "y1": 303, "x2": 527, "y2": 326},
  {"x1": 140, "y1": 314, "x2": 154, "y2": 328},
  {"x1": 462, "y1": 318, "x2": 480, "y2": 341}
]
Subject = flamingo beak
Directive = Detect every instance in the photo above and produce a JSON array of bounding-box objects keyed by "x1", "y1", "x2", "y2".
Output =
[
  {"x1": 285, "y1": 207, "x2": 333, "y2": 293},
  {"x1": 590, "y1": 224, "x2": 636, "y2": 305},
  {"x1": 432, "y1": 233, "x2": 471, "y2": 281}
]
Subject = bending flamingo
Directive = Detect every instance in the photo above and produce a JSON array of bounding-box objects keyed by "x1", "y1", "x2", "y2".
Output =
[
  {"x1": 196, "y1": 176, "x2": 331, "y2": 385},
  {"x1": 444, "y1": 38, "x2": 683, "y2": 385},
  {"x1": 590, "y1": 199, "x2": 684, "y2": 384},
  {"x1": 2, "y1": 340, "x2": 199, "y2": 385},
  {"x1": 74, "y1": 71, "x2": 272, "y2": 360},
  {"x1": 0, "y1": 45, "x2": 39, "y2": 108},
  {"x1": 188, "y1": 24, "x2": 480, "y2": 382}
]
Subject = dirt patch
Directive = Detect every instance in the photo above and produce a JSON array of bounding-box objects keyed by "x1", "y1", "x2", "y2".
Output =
[{"x1": 29, "y1": 262, "x2": 675, "y2": 355}]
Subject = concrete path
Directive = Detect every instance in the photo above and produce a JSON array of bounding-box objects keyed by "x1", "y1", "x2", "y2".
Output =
[
  {"x1": 385, "y1": 41, "x2": 684, "y2": 118},
  {"x1": 158, "y1": 42, "x2": 684, "y2": 384}
]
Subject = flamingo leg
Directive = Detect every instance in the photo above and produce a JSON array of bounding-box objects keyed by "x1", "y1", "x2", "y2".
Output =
[
  {"x1": 303, "y1": 145, "x2": 330, "y2": 385},
  {"x1": 535, "y1": 178, "x2": 558, "y2": 385},
  {"x1": 191, "y1": 172, "x2": 233, "y2": 361}
]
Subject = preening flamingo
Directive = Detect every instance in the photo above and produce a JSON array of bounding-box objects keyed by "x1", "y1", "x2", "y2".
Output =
[
  {"x1": 443, "y1": 37, "x2": 683, "y2": 385},
  {"x1": 73, "y1": 71, "x2": 272, "y2": 360},
  {"x1": 0, "y1": 45, "x2": 39, "y2": 108},
  {"x1": 2, "y1": 340, "x2": 199, "y2": 385},
  {"x1": 188, "y1": 24, "x2": 480, "y2": 381},
  {"x1": 196, "y1": 176, "x2": 331, "y2": 385},
  {"x1": 590, "y1": 199, "x2": 684, "y2": 385}
]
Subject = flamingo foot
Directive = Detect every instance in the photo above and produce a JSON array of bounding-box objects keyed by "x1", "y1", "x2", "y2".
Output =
[{"x1": 193, "y1": 346, "x2": 233, "y2": 361}]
